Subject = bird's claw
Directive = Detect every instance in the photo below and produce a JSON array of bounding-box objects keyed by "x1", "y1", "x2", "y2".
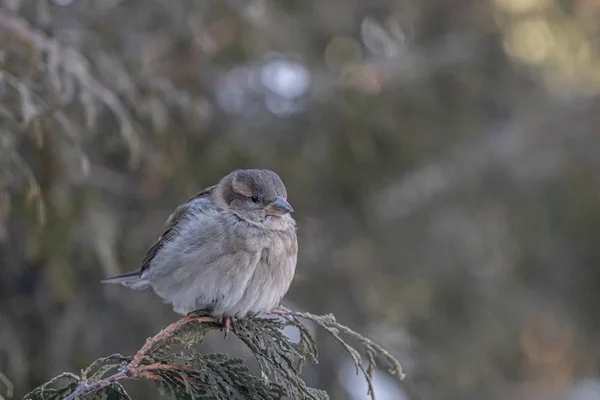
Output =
[
  {"x1": 221, "y1": 316, "x2": 232, "y2": 339},
  {"x1": 268, "y1": 308, "x2": 289, "y2": 315}
]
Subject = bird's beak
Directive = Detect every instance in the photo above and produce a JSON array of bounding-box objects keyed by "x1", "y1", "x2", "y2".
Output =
[{"x1": 266, "y1": 196, "x2": 294, "y2": 216}]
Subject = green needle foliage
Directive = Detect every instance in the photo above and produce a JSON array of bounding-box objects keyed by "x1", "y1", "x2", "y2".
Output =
[{"x1": 23, "y1": 312, "x2": 404, "y2": 400}]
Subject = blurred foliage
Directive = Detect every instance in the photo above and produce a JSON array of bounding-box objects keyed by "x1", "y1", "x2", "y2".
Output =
[
  {"x1": 0, "y1": 371, "x2": 13, "y2": 400},
  {"x1": 2, "y1": 0, "x2": 600, "y2": 399}
]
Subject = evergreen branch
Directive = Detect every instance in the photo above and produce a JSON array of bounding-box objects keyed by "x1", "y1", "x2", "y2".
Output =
[
  {"x1": 24, "y1": 310, "x2": 405, "y2": 400},
  {"x1": 129, "y1": 315, "x2": 220, "y2": 369},
  {"x1": 272, "y1": 308, "x2": 406, "y2": 400},
  {"x1": 25, "y1": 315, "x2": 221, "y2": 400}
]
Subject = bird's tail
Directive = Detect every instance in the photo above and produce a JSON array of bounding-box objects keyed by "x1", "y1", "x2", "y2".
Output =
[{"x1": 101, "y1": 270, "x2": 149, "y2": 290}]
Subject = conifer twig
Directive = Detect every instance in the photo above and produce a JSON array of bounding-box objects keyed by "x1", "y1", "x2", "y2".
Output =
[
  {"x1": 27, "y1": 310, "x2": 405, "y2": 400},
  {"x1": 62, "y1": 315, "x2": 219, "y2": 400},
  {"x1": 269, "y1": 307, "x2": 405, "y2": 384}
]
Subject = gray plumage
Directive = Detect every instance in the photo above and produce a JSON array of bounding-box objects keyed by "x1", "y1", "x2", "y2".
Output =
[{"x1": 103, "y1": 169, "x2": 297, "y2": 318}]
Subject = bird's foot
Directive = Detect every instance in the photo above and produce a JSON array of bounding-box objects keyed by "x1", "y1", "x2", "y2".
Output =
[
  {"x1": 268, "y1": 308, "x2": 289, "y2": 316},
  {"x1": 182, "y1": 310, "x2": 207, "y2": 322},
  {"x1": 178, "y1": 311, "x2": 219, "y2": 328},
  {"x1": 220, "y1": 316, "x2": 233, "y2": 339},
  {"x1": 183, "y1": 311, "x2": 197, "y2": 322},
  {"x1": 180, "y1": 312, "x2": 232, "y2": 339}
]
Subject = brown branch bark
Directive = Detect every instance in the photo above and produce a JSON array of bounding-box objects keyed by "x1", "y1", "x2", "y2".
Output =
[{"x1": 63, "y1": 315, "x2": 219, "y2": 400}]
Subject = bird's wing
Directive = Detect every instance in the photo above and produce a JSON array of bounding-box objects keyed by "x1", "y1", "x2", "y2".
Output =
[{"x1": 139, "y1": 185, "x2": 217, "y2": 277}]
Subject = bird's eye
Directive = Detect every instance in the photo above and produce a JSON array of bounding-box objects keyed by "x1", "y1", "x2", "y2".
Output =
[{"x1": 250, "y1": 195, "x2": 259, "y2": 203}]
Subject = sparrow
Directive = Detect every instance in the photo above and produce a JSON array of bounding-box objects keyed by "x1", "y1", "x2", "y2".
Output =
[{"x1": 102, "y1": 169, "x2": 297, "y2": 337}]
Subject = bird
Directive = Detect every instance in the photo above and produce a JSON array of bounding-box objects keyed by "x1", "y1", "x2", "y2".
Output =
[{"x1": 102, "y1": 169, "x2": 297, "y2": 337}]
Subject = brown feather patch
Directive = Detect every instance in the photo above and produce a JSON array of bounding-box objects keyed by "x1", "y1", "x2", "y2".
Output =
[{"x1": 231, "y1": 175, "x2": 253, "y2": 197}]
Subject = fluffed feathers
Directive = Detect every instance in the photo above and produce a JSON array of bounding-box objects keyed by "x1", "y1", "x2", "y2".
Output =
[{"x1": 102, "y1": 169, "x2": 297, "y2": 319}]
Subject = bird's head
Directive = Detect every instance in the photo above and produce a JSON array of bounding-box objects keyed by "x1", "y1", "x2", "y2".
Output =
[{"x1": 214, "y1": 169, "x2": 293, "y2": 223}]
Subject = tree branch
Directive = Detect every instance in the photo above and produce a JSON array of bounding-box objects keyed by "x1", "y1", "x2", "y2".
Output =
[
  {"x1": 63, "y1": 315, "x2": 219, "y2": 400},
  {"x1": 271, "y1": 307, "x2": 406, "y2": 380},
  {"x1": 26, "y1": 310, "x2": 404, "y2": 400}
]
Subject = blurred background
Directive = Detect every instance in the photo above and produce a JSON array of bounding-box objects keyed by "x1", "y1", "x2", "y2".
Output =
[{"x1": 2, "y1": 0, "x2": 600, "y2": 399}]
